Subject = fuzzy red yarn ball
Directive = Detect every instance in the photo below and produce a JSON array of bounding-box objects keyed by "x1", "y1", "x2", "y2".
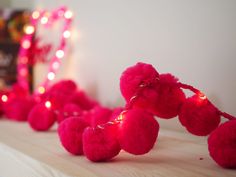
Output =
[
  {"x1": 89, "y1": 106, "x2": 112, "y2": 127},
  {"x1": 120, "y1": 62, "x2": 159, "y2": 101},
  {"x1": 68, "y1": 90, "x2": 98, "y2": 111},
  {"x1": 208, "y1": 120, "x2": 236, "y2": 168},
  {"x1": 179, "y1": 95, "x2": 221, "y2": 136},
  {"x1": 28, "y1": 103, "x2": 57, "y2": 131},
  {"x1": 58, "y1": 116, "x2": 89, "y2": 155},
  {"x1": 118, "y1": 108, "x2": 159, "y2": 155},
  {"x1": 4, "y1": 96, "x2": 35, "y2": 121},
  {"x1": 151, "y1": 73, "x2": 186, "y2": 118},
  {"x1": 83, "y1": 124, "x2": 121, "y2": 162},
  {"x1": 57, "y1": 103, "x2": 83, "y2": 123}
]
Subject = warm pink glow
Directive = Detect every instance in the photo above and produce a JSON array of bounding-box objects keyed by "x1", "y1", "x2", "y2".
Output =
[
  {"x1": 38, "y1": 86, "x2": 45, "y2": 94},
  {"x1": 52, "y1": 61, "x2": 60, "y2": 70},
  {"x1": 32, "y1": 11, "x2": 40, "y2": 19},
  {"x1": 22, "y1": 40, "x2": 31, "y2": 49}
]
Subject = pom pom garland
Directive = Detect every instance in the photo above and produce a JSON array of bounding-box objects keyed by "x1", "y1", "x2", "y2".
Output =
[
  {"x1": 58, "y1": 116, "x2": 89, "y2": 155},
  {"x1": 28, "y1": 103, "x2": 57, "y2": 131},
  {"x1": 118, "y1": 108, "x2": 159, "y2": 155},
  {"x1": 208, "y1": 120, "x2": 236, "y2": 168},
  {"x1": 179, "y1": 95, "x2": 221, "y2": 136}
]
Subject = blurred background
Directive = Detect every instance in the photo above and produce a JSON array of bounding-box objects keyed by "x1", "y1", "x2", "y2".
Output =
[{"x1": 0, "y1": 0, "x2": 236, "y2": 131}]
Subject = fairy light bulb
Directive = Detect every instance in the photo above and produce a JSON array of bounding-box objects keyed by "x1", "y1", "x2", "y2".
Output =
[
  {"x1": 63, "y1": 30, "x2": 71, "y2": 38},
  {"x1": 64, "y1": 10, "x2": 73, "y2": 19},
  {"x1": 38, "y1": 86, "x2": 45, "y2": 94},
  {"x1": 52, "y1": 61, "x2": 60, "y2": 70},
  {"x1": 45, "y1": 101, "x2": 51, "y2": 108},
  {"x1": 56, "y1": 50, "x2": 64, "y2": 58},
  {"x1": 1, "y1": 95, "x2": 8, "y2": 102},
  {"x1": 47, "y1": 72, "x2": 55, "y2": 80},
  {"x1": 32, "y1": 11, "x2": 40, "y2": 19},
  {"x1": 21, "y1": 56, "x2": 28, "y2": 64},
  {"x1": 41, "y1": 16, "x2": 48, "y2": 24},
  {"x1": 24, "y1": 25, "x2": 35, "y2": 35},
  {"x1": 22, "y1": 40, "x2": 31, "y2": 49}
]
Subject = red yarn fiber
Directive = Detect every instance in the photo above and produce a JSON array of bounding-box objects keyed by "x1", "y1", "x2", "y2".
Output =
[
  {"x1": 179, "y1": 95, "x2": 221, "y2": 136},
  {"x1": 83, "y1": 124, "x2": 121, "y2": 162},
  {"x1": 58, "y1": 116, "x2": 89, "y2": 155},
  {"x1": 57, "y1": 103, "x2": 83, "y2": 123},
  {"x1": 120, "y1": 62, "x2": 159, "y2": 101},
  {"x1": 208, "y1": 120, "x2": 236, "y2": 168},
  {"x1": 89, "y1": 106, "x2": 112, "y2": 127},
  {"x1": 118, "y1": 108, "x2": 159, "y2": 155},
  {"x1": 28, "y1": 103, "x2": 57, "y2": 131},
  {"x1": 4, "y1": 96, "x2": 35, "y2": 121}
]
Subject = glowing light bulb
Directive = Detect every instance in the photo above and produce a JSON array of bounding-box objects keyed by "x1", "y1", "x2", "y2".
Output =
[
  {"x1": 198, "y1": 92, "x2": 207, "y2": 100},
  {"x1": 41, "y1": 16, "x2": 48, "y2": 24},
  {"x1": 24, "y1": 25, "x2": 35, "y2": 35},
  {"x1": 32, "y1": 11, "x2": 40, "y2": 19},
  {"x1": 56, "y1": 50, "x2": 64, "y2": 58},
  {"x1": 64, "y1": 10, "x2": 73, "y2": 19},
  {"x1": 45, "y1": 101, "x2": 51, "y2": 108},
  {"x1": 22, "y1": 40, "x2": 31, "y2": 49},
  {"x1": 1, "y1": 95, "x2": 8, "y2": 102},
  {"x1": 47, "y1": 72, "x2": 55, "y2": 81},
  {"x1": 63, "y1": 30, "x2": 71, "y2": 38},
  {"x1": 38, "y1": 86, "x2": 45, "y2": 94},
  {"x1": 52, "y1": 61, "x2": 60, "y2": 70}
]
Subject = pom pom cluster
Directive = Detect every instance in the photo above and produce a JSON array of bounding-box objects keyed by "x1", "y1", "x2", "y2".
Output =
[{"x1": 1, "y1": 62, "x2": 235, "y2": 169}]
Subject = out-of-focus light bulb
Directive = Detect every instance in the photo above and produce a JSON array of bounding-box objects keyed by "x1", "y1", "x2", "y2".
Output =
[
  {"x1": 52, "y1": 61, "x2": 60, "y2": 70},
  {"x1": 56, "y1": 50, "x2": 64, "y2": 58},
  {"x1": 22, "y1": 40, "x2": 31, "y2": 49},
  {"x1": 45, "y1": 101, "x2": 51, "y2": 108},
  {"x1": 24, "y1": 25, "x2": 35, "y2": 35},
  {"x1": 1, "y1": 95, "x2": 8, "y2": 102},
  {"x1": 32, "y1": 11, "x2": 40, "y2": 19},
  {"x1": 47, "y1": 72, "x2": 55, "y2": 81},
  {"x1": 64, "y1": 10, "x2": 73, "y2": 19},
  {"x1": 38, "y1": 86, "x2": 45, "y2": 94},
  {"x1": 63, "y1": 30, "x2": 71, "y2": 38},
  {"x1": 41, "y1": 16, "x2": 48, "y2": 24}
]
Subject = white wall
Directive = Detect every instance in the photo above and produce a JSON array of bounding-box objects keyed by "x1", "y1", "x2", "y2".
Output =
[{"x1": 8, "y1": 0, "x2": 236, "y2": 130}]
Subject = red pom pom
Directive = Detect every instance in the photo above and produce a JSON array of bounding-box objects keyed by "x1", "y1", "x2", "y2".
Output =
[
  {"x1": 83, "y1": 125, "x2": 121, "y2": 162},
  {"x1": 109, "y1": 107, "x2": 124, "y2": 121},
  {"x1": 179, "y1": 95, "x2": 221, "y2": 136},
  {"x1": 57, "y1": 103, "x2": 83, "y2": 123},
  {"x1": 28, "y1": 103, "x2": 57, "y2": 131},
  {"x1": 151, "y1": 74, "x2": 186, "y2": 118},
  {"x1": 118, "y1": 108, "x2": 159, "y2": 155},
  {"x1": 68, "y1": 90, "x2": 98, "y2": 110},
  {"x1": 4, "y1": 96, "x2": 35, "y2": 121},
  {"x1": 89, "y1": 106, "x2": 112, "y2": 127},
  {"x1": 120, "y1": 63, "x2": 185, "y2": 118},
  {"x1": 46, "y1": 80, "x2": 78, "y2": 110},
  {"x1": 120, "y1": 62, "x2": 159, "y2": 101},
  {"x1": 58, "y1": 116, "x2": 89, "y2": 155},
  {"x1": 208, "y1": 120, "x2": 236, "y2": 168}
]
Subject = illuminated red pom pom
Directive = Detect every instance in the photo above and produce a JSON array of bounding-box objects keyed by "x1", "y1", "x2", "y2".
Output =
[
  {"x1": 4, "y1": 96, "x2": 35, "y2": 121},
  {"x1": 83, "y1": 125, "x2": 121, "y2": 162},
  {"x1": 57, "y1": 103, "x2": 83, "y2": 123},
  {"x1": 208, "y1": 120, "x2": 236, "y2": 168},
  {"x1": 120, "y1": 62, "x2": 159, "y2": 101},
  {"x1": 46, "y1": 80, "x2": 78, "y2": 110},
  {"x1": 150, "y1": 74, "x2": 186, "y2": 118},
  {"x1": 179, "y1": 95, "x2": 221, "y2": 136},
  {"x1": 118, "y1": 108, "x2": 159, "y2": 155},
  {"x1": 58, "y1": 116, "x2": 89, "y2": 155},
  {"x1": 28, "y1": 103, "x2": 57, "y2": 131},
  {"x1": 89, "y1": 106, "x2": 112, "y2": 127}
]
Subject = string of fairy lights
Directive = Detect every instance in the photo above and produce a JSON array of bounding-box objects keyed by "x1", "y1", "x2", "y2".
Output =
[{"x1": 17, "y1": 6, "x2": 73, "y2": 95}]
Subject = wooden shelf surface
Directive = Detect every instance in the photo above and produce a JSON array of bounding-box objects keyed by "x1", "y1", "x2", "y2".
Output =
[{"x1": 0, "y1": 119, "x2": 235, "y2": 177}]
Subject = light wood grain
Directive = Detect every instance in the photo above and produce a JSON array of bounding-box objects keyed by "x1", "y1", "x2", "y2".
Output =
[{"x1": 0, "y1": 119, "x2": 235, "y2": 177}]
